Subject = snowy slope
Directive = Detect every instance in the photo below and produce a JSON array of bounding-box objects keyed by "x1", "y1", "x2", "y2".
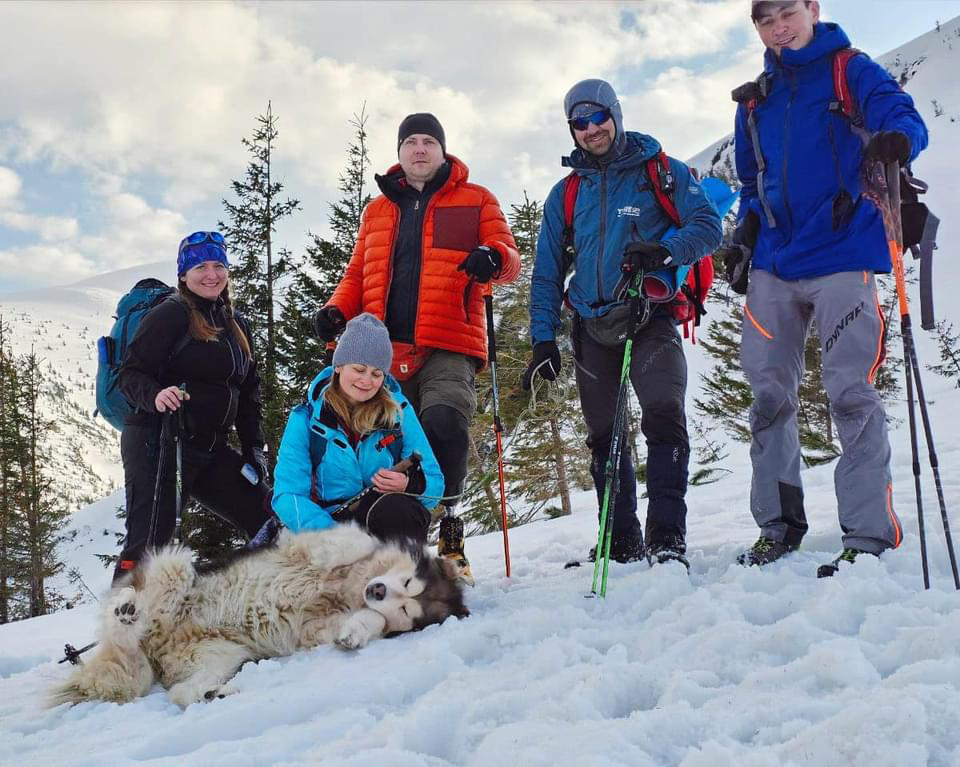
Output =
[{"x1": 2, "y1": 20, "x2": 960, "y2": 767}]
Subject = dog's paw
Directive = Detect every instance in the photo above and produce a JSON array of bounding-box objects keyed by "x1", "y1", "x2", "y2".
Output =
[
  {"x1": 203, "y1": 683, "x2": 238, "y2": 701},
  {"x1": 109, "y1": 587, "x2": 139, "y2": 625},
  {"x1": 334, "y1": 625, "x2": 370, "y2": 651}
]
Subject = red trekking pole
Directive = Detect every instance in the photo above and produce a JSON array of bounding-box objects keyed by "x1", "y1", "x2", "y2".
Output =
[{"x1": 484, "y1": 294, "x2": 511, "y2": 577}]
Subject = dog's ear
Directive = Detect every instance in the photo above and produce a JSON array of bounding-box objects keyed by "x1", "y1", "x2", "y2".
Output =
[{"x1": 453, "y1": 603, "x2": 470, "y2": 620}]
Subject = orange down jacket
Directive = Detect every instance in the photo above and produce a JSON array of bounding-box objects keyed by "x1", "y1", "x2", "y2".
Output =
[{"x1": 328, "y1": 155, "x2": 520, "y2": 369}]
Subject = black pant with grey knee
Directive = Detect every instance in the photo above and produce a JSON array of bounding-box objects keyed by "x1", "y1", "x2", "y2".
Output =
[
  {"x1": 116, "y1": 420, "x2": 271, "y2": 580},
  {"x1": 575, "y1": 314, "x2": 690, "y2": 544}
]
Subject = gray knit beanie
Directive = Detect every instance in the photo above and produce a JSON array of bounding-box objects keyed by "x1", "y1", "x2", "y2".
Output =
[{"x1": 332, "y1": 313, "x2": 393, "y2": 372}]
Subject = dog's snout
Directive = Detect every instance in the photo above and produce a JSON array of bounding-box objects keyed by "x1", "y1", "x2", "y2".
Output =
[{"x1": 365, "y1": 582, "x2": 386, "y2": 601}]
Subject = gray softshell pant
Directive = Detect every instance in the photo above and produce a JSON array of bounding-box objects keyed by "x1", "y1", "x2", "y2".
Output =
[{"x1": 740, "y1": 269, "x2": 903, "y2": 554}]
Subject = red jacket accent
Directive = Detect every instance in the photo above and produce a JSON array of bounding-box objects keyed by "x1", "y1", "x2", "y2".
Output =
[{"x1": 328, "y1": 155, "x2": 520, "y2": 371}]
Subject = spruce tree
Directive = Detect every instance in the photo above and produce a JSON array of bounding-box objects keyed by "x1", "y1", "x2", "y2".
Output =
[
  {"x1": 277, "y1": 106, "x2": 373, "y2": 404},
  {"x1": 0, "y1": 318, "x2": 25, "y2": 623},
  {"x1": 220, "y1": 101, "x2": 301, "y2": 462},
  {"x1": 927, "y1": 319, "x2": 960, "y2": 387}
]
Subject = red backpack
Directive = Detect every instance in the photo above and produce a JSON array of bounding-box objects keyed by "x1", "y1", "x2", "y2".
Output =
[{"x1": 562, "y1": 150, "x2": 714, "y2": 343}]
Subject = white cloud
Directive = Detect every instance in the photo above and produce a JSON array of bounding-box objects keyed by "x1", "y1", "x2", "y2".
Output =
[
  {"x1": 0, "y1": 0, "x2": 762, "y2": 287},
  {"x1": 0, "y1": 166, "x2": 21, "y2": 208}
]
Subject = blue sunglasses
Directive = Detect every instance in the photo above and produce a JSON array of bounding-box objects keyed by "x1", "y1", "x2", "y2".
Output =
[
  {"x1": 568, "y1": 108, "x2": 613, "y2": 131},
  {"x1": 178, "y1": 231, "x2": 226, "y2": 257}
]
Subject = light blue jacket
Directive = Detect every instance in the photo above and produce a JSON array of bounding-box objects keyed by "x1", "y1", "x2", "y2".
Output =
[
  {"x1": 531, "y1": 131, "x2": 722, "y2": 345},
  {"x1": 272, "y1": 367, "x2": 445, "y2": 532}
]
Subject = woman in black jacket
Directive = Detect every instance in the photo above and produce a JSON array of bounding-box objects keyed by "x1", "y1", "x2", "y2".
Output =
[{"x1": 113, "y1": 231, "x2": 270, "y2": 583}]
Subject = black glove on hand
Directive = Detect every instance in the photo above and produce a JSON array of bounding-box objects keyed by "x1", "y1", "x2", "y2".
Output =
[
  {"x1": 457, "y1": 245, "x2": 501, "y2": 283},
  {"x1": 622, "y1": 241, "x2": 672, "y2": 276},
  {"x1": 522, "y1": 341, "x2": 561, "y2": 391},
  {"x1": 313, "y1": 306, "x2": 346, "y2": 342},
  {"x1": 243, "y1": 446, "x2": 269, "y2": 484},
  {"x1": 864, "y1": 131, "x2": 911, "y2": 166},
  {"x1": 719, "y1": 211, "x2": 760, "y2": 295}
]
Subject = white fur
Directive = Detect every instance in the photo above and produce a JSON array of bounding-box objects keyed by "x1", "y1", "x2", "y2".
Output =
[{"x1": 51, "y1": 525, "x2": 452, "y2": 708}]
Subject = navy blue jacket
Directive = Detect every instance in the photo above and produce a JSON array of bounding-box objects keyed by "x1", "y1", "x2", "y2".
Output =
[
  {"x1": 735, "y1": 23, "x2": 928, "y2": 279},
  {"x1": 531, "y1": 132, "x2": 722, "y2": 345}
]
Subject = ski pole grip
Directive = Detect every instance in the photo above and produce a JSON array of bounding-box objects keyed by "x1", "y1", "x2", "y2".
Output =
[{"x1": 484, "y1": 294, "x2": 496, "y2": 363}]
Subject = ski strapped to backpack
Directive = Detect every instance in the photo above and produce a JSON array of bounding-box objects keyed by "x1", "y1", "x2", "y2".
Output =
[
  {"x1": 95, "y1": 279, "x2": 191, "y2": 431},
  {"x1": 562, "y1": 151, "x2": 719, "y2": 343},
  {"x1": 733, "y1": 47, "x2": 940, "y2": 329}
]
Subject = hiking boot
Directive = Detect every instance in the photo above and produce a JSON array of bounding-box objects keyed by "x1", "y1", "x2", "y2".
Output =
[
  {"x1": 816, "y1": 548, "x2": 876, "y2": 578},
  {"x1": 438, "y1": 513, "x2": 475, "y2": 587},
  {"x1": 736, "y1": 536, "x2": 798, "y2": 567},
  {"x1": 588, "y1": 520, "x2": 645, "y2": 564},
  {"x1": 646, "y1": 536, "x2": 689, "y2": 570}
]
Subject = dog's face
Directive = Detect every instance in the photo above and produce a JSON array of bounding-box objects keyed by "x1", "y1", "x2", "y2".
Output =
[{"x1": 363, "y1": 554, "x2": 469, "y2": 634}]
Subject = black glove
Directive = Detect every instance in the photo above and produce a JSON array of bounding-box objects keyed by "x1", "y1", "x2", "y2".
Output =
[
  {"x1": 243, "y1": 446, "x2": 269, "y2": 484},
  {"x1": 864, "y1": 131, "x2": 911, "y2": 166},
  {"x1": 457, "y1": 245, "x2": 501, "y2": 283},
  {"x1": 718, "y1": 211, "x2": 759, "y2": 295},
  {"x1": 313, "y1": 306, "x2": 346, "y2": 342},
  {"x1": 522, "y1": 341, "x2": 561, "y2": 390},
  {"x1": 621, "y1": 242, "x2": 672, "y2": 276}
]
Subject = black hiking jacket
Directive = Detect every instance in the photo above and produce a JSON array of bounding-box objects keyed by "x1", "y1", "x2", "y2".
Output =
[{"x1": 119, "y1": 292, "x2": 264, "y2": 452}]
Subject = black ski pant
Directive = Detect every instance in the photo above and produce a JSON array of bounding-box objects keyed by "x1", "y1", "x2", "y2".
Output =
[
  {"x1": 575, "y1": 314, "x2": 690, "y2": 544},
  {"x1": 400, "y1": 351, "x2": 476, "y2": 509},
  {"x1": 115, "y1": 419, "x2": 270, "y2": 581},
  {"x1": 340, "y1": 492, "x2": 432, "y2": 544}
]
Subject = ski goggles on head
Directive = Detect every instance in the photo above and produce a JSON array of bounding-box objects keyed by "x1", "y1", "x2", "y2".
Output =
[
  {"x1": 178, "y1": 230, "x2": 226, "y2": 257},
  {"x1": 567, "y1": 107, "x2": 613, "y2": 131}
]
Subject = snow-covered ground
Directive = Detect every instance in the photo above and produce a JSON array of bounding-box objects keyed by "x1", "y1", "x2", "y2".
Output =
[{"x1": 2, "y1": 394, "x2": 959, "y2": 767}]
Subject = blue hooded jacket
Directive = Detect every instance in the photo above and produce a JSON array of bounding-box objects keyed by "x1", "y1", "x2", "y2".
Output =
[
  {"x1": 734, "y1": 22, "x2": 928, "y2": 279},
  {"x1": 272, "y1": 367, "x2": 445, "y2": 532},
  {"x1": 531, "y1": 131, "x2": 723, "y2": 345}
]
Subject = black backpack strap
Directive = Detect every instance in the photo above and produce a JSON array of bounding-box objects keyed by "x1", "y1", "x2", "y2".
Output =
[{"x1": 732, "y1": 73, "x2": 777, "y2": 229}]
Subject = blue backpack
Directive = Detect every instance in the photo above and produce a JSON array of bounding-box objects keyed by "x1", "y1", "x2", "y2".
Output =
[{"x1": 94, "y1": 278, "x2": 190, "y2": 431}]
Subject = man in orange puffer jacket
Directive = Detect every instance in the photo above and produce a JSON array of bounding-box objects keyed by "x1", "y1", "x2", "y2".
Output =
[{"x1": 314, "y1": 113, "x2": 520, "y2": 582}]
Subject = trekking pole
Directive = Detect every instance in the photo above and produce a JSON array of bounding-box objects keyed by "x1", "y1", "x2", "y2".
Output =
[
  {"x1": 590, "y1": 277, "x2": 650, "y2": 598},
  {"x1": 147, "y1": 412, "x2": 173, "y2": 549},
  {"x1": 886, "y1": 161, "x2": 959, "y2": 590},
  {"x1": 484, "y1": 294, "x2": 511, "y2": 578},
  {"x1": 172, "y1": 384, "x2": 186, "y2": 546}
]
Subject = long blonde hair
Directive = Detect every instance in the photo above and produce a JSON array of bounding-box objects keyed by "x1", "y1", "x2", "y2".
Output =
[
  {"x1": 177, "y1": 281, "x2": 252, "y2": 359},
  {"x1": 324, "y1": 370, "x2": 400, "y2": 435}
]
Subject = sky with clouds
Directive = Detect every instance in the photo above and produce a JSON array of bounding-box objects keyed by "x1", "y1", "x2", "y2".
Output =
[{"x1": 1, "y1": 0, "x2": 958, "y2": 292}]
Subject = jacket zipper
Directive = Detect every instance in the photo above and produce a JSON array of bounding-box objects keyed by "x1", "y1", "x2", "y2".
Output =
[
  {"x1": 777, "y1": 69, "x2": 798, "y2": 276},
  {"x1": 597, "y1": 170, "x2": 608, "y2": 303}
]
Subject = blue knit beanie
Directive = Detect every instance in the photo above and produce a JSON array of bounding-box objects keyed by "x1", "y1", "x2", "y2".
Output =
[
  {"x1": 177, "y1": 232, "x2": 230, "y2": 277},
  {"x1": 332, "y1": 313, "x2": 393, "y2": 372}
]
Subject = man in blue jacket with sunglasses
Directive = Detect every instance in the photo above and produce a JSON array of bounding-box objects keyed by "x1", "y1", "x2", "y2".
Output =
[
  {"x1": 730, "y1": 1, "x2": 927, "y2": 574},
  {"x1": 526, "y1": 78, "x2": 721, "y2": 567}
]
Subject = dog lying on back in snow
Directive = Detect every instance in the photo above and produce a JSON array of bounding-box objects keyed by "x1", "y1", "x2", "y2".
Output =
[{"x1": 51, "y1": 524, "x2": 469, "y2": 708}]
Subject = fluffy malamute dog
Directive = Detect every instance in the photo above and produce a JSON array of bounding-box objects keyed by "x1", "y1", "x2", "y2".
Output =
[{"x1": 52, "y1": 524, "x2": 468, "y2": 708}]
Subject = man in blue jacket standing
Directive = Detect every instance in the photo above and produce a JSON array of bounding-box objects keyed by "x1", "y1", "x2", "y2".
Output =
[
  {"x1": 730, "y1": 1, "x2": 927, "y2": 573},
  {"x1": 526, "y1": 79, "x2": 721, "y2": 566}
]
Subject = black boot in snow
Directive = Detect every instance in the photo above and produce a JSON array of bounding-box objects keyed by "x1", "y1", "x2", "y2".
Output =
[
  {"x1": 646, "y1": 536, "x2": 689, "y2": 570},
  {"x1": 588, "y1": 518, "x2": 645, "y2": 564},
  {"x1": 737, "y1": 536, "x2": 799, "y2": 567},
  {"x1": 438, "y1": 510, "x2": 475, "y2": 587},
  {"x1": 816, "y1": 548, "x2": 876, "y2": 578}
]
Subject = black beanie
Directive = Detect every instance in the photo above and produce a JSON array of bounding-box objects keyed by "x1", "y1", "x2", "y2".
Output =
[{"x1": 397, "y1": 113, "x2": 446, "y2": 154}]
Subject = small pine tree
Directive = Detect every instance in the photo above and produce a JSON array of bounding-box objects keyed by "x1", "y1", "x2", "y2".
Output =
[
  {"x1": 278, "y1": 105, "x2": 373, "y2": 405},
  {"x1": 220, "y1": 101, "x2": 302, "y2": 462},
  {"x1": 927, "y1": 319, "x2": 960, "y2": 387}
]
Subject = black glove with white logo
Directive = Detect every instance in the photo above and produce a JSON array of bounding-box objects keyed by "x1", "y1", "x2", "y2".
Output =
[
  {"x1": 718, "y1": 211, "x2": 759, "y2": 295},
  {"x1": 313, "y1": 306, "x2": 346, "y2": 342},
  {"x1": 522, "y1": 341, "x2": 561, "y2": 390},
  {"x1": 457, "y1": 245, "x2": 501, "y2": 283},
  {"x1": 621, "y1": 242, "x2": 672, "y2": 276}
]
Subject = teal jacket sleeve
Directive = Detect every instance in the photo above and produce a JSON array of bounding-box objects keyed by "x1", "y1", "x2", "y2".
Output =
[{"x1": 271, "y1": 405, "x2": 336, "y2": 532}]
